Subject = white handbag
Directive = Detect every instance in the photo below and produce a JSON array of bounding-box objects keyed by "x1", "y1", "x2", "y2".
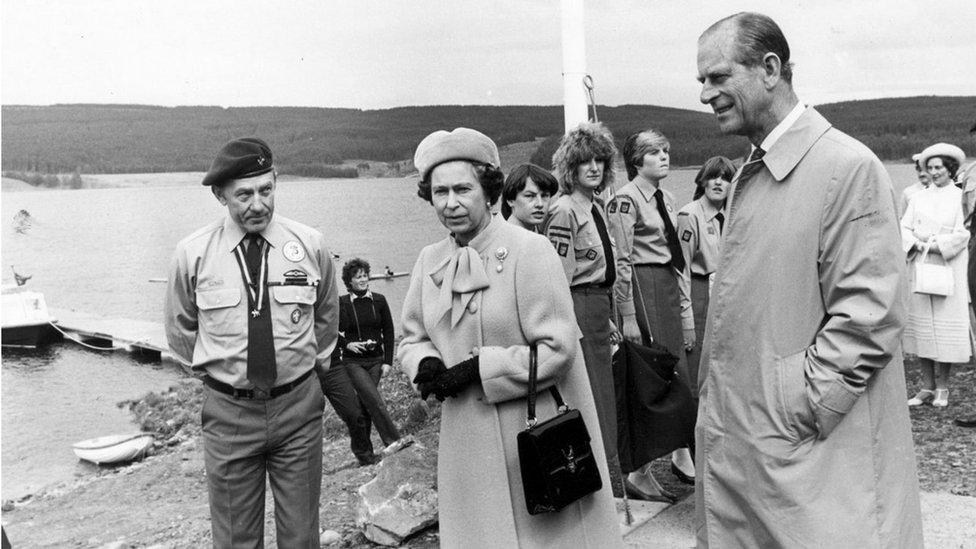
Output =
[{"x1": 913, "y1": 239, "x2": 953, "y2": 297}]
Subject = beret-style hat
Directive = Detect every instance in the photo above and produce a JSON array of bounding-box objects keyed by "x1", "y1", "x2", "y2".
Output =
[
  {"x1": 413, "y1": 128, "x2": 500, "y2": 181},
  {"x1": 918, "y1": 142, "x2": 965, "y2": 171},
  {"x1": 202, "y1": 137, "x2": 274, "y2": 187}
]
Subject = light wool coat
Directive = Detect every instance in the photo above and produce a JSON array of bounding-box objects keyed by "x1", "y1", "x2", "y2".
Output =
[
  {"x1": 398, "y1": 218, "x2": 621, "y2": 549},
  {"x1": 901, "y1": 183, "x2": 971, "y2": 362},
  {"x1": 695, "y1": 108, "x2": 923, "y2": 548}
]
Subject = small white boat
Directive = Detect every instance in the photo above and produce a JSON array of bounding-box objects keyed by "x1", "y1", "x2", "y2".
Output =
[
  {"x1": 72, "y1": 433, "x2": 154, "y2": 465},
  {"x1": 1, "y1": 283, "x2": 60, "y2": 348},
  {"x1": 368, "y1": 271, "x2": 408, "y2": 281}
]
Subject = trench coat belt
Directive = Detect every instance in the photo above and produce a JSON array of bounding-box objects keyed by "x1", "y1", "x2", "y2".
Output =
[{"x1": 203, "y1": 369, "x2": 313, "y2": 400}]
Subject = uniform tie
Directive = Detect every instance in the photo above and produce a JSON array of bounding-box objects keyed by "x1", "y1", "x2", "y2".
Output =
[
  {"x1": 653, "y1": 189, "x2": 686, "y2": 272},
  {"x1": 591, "y1": 204, "x2": 616, "y2": 286},
  {"x1": 244, "y1": 234, "x2": 276, "y2": 391},
  {"x1": 715, "y1": 211, "x2": 725, "y2": 234}
]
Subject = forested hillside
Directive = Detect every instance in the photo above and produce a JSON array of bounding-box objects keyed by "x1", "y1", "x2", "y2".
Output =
[{"x1": 1, "y1": 96, "x2": 972, "y2": 176}]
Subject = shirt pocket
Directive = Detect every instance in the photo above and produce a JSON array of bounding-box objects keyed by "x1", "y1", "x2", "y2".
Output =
[
  {"x1": 574, "y1": 225, "x2": 601, "y2": 262},
  {"x1": 195, "y1": 288, "x2": 243, "y2": 337},
  {"x1": 271, "y1": 286, "x2": 316, "y2": 334}
]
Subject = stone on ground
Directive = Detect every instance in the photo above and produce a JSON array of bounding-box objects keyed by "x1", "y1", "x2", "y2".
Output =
[{"x1": 355, "y1": 441, "x2": 438, "y2": 546}]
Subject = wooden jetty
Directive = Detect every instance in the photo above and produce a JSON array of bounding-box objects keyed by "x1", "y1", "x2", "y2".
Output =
[{"x1": 49, "y1": 308, "x2": 188, "y2": 371}]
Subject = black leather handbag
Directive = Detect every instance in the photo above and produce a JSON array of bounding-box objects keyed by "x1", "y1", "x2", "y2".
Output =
[{"x1": 517, "y1": 344, "x2": 603, "y2": 515}]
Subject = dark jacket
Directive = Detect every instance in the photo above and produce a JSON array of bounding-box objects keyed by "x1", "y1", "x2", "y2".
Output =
[{"x1": 335, "y1": 292, "x2": 394, "y2": 364}]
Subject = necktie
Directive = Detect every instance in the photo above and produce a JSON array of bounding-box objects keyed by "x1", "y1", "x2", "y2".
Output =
[
  {"x1": 737, "y1": 147, "x2": 766, "y2": 185},
  {"x1": 715, "y1": 211, "x2": 725, "y2": 234},
  {"x1": 653, "y1": 189, "x2": 686, "y2": 272},
  {"x1": 590, "y1": 204, "x2": 616, "y2": 286},
  {"x1": 244, "y1": 234, "x2": 276, "y2": 391}
]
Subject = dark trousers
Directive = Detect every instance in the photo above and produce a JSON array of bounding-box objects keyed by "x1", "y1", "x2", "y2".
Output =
[
  {"x1": 316, "y1": 360, "x2": 400, "y2": 464},
  {"x1": 202, "y1": 374, "x2": 323, "y2": 548}
]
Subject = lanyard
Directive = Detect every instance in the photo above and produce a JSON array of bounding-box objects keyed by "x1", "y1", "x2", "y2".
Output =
[
  {"x1": 349, "y1": 296, "x2": 378, "y2": 340},
  {"x1": 233, "y1": 239, "x2": 269, "y2": 318}
]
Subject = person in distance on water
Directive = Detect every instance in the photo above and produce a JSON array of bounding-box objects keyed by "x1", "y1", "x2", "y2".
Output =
[
  {"x1": 694, "y1": 12, "x2": 922, "y2": 547},
  {"x1": 164, "y1": 137, "x2": 339, "y2": 547},
  {"x1": 501, "y1": 163, "x2": 558, "y2": 232},
  {"x1": 399, "y1": 127, "x2": 621, "y2": 548}
]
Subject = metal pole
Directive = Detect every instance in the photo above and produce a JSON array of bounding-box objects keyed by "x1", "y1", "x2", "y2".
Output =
[{"x1": 561, "y1": 0, "x2": 588, "y2": 132}]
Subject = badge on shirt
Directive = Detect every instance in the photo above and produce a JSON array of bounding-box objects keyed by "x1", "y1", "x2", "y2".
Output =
[
  {"x1": 557, "y1": 242, "x2": 569, "y2": 257},
  {"x1": 682, "y1": 230, "x2": 693, "y2": 242},
  {"x1": 620, "y1": 202, "x2": 631, "y2": 214},
  {"x1": 707, "y1": 226, "x2": 716, "y2": 235},
  {"x1": 283, "y1": 241, "x2": 306, "y2": 262},
  {"x1": 585, "y1": 249, "x2": 597, "y2": 260},
  {"x1": 291, "y1": 308, "x2": 303, "y2": 324},
  {"x1": 666, "y1": 203, "x2": 673, "y2": 213}
]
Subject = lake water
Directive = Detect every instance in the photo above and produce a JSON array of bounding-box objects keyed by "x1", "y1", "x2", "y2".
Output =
[{"x1": 0, "y1": 165, "x2": 918, "y2": 500}]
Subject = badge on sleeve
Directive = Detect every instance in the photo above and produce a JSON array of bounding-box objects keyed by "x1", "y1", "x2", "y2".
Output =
[
  {"x1": 682, "y1": 230, "x2": 693, "y2": 242},
  {"x1": 283, "y1": 241, "x2": 306, "y2": 262},
  {"x1": 557, "y1": 242, "x2": 569, "y2": 257},
  {"x1": 585, "y1": 249, "x2": 598, "y2": 260},
  {"x1": 620, "y1": 201, "x2": 631, "y2": 214},
  {"x1": 608, "y1": 201, "x2": 618, "y2": 213}
]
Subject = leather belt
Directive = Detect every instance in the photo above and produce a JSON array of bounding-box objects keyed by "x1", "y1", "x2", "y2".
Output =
[
  {"x1": 570, "y1": 284, "x2": 612, "y2": 295},
  {"x1": 203, "y1": 369, "x2": 312, "y2": 400},
  {"x1": 691, "y1": 272, "x2": 712, "y2": 280}
]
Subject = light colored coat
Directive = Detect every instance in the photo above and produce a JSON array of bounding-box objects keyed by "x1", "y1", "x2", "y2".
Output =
[
  {"x1": 398, "y1": 218, "x2": 621, "y2": 549},
  {"x1": 695, "y1": 108, "x2": 923, "y2": 548},
  {"x1": 901, "y1": 183, "x2": 971, "y2": 362}
]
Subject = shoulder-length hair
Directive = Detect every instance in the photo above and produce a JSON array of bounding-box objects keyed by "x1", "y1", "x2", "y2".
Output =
[
  {"x1": 341, "y1": 258, "x2": 370, "y2": 290},
  {"x1": 693, "y1": 156, "x2": 736, "y2": 200},
  {"x1": 551, "y1": 122, "x2": 617, "y2": 195},
  {"x1": 501, "y1": 164, "x2": 558, "y2": 218}
]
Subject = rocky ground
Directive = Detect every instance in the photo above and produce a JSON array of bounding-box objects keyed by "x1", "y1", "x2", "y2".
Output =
[{"x1": 2, "y1": 359, "x2": 973, "y2": 547}]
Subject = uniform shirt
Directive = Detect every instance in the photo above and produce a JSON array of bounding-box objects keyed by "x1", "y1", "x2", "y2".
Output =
[
  {"x1": 958, "y1": 161, "x2": 976, "y2": 229},
  {"x1": 164, "y1": 214, "x2": 339, "y2": 388},
  {"x1": 544, "y1": 191, "x2": 616, "y2": 287},
  {"x1": 676, "y1": 197, "x2": 724, "y2": 276},
  {"x1": 608, "y1": 181, "x2": 693, "y2": 329}
]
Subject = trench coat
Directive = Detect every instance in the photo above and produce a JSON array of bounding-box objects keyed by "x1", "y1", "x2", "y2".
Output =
[
  {"x1": 398, "y1": 218, "x2": 621, "y2": 549},
  {"x1": 695, "y1": 107, "x2": 923, "y2": 548}
]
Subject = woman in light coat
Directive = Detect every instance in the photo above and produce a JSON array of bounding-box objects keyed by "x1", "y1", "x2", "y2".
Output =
[
  {"x1": 902, "y1": 142, "x2": 971, "y2": 407},
  {"x1": 398, "y1": 128, "x2": 621, "y2": 548}
]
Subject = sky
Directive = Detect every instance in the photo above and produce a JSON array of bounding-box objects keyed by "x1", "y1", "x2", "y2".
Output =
[{"x1": 2, "y1": 0, "x2": 974, "y2": 113}]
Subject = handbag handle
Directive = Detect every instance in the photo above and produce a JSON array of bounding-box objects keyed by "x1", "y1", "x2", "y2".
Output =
[
  {"x1": 919, "y1": 237, "x2": 936, "y2": 263},
  {"x1": 526, "y1": 343, "x2": 567, "y2": 427}
]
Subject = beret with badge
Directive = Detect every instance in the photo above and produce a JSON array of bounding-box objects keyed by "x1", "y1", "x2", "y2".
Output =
[
  {"x1": 413, "y1": 127, "x2": 500, "y2": 181},
  {"x1": 202, "y1": 137, "x2": 274, "y2": 187}
]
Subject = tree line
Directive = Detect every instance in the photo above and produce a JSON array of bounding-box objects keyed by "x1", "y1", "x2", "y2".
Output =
[{"x1": 1, "y1": 97, "x2": 972, "y2": 180}]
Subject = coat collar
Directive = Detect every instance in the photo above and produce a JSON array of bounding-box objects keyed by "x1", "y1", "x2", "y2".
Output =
[{"x1": 762, "y1": 107, "x2": 832, "y2": 183}]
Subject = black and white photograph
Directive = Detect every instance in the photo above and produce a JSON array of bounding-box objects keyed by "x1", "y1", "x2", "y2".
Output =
[{"x1": 2, "y1": 1, "x2": 974, "y2": 547}]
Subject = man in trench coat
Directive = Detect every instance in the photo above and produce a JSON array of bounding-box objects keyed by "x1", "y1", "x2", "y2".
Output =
[{"x1": 693, "y1": 13, "x2": 923, "y2": 548}]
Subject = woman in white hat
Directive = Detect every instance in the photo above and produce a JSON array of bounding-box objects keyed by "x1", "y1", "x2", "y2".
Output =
[
  {"x1": 902, "y1": 142, "x2": 970, "y2": 407},
  {"x1": 398, "y1": 128, "x2": 621, "y2": 548}
]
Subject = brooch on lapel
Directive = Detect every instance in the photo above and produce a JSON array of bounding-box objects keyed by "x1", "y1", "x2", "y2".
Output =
[{"x1": 494, "y1": 247, "x2": 509, "y2": 273}]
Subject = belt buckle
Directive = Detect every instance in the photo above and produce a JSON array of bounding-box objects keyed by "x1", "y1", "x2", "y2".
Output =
[{"x1": 252, "y1": 387, "x2": 270, "y2": 400}]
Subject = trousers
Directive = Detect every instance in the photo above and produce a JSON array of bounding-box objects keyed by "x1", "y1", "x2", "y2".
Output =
[{"x1": 202, "y1": 373, "x2": 324, "y2": 548}]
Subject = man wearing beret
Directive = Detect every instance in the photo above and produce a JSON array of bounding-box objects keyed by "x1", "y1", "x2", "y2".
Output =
[{"x1": 164, "y1": 137, "x2": 339, "y2": 546}]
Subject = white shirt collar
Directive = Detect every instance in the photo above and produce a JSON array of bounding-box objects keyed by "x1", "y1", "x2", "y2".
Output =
[
  {"x1": 351, "y1": 290, "x2": 373, "y2": 301},
  {"x1": 758, "y1": 101, "x2": 805, "y2": 153}
]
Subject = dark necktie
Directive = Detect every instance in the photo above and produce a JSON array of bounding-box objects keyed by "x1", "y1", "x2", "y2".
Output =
[
  {"x1": 245, "y1": 234, "x2": 276, "y2": 391},
  {"x1": 591, "y1": 204, "x2": 616, "y2": 286},
  {"x1": 737, "y1": 147, "x2": 766, "y2": 183},
  {"x1": 653, "y1": 189, "x2": 686, "y2": 272},
  {"x1": 715, "y1": 211, "x2": 725, "y2": 234}
]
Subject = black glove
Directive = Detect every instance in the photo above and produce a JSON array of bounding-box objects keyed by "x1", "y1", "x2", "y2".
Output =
[
  {"x1": 428, "y1": 356, "x2": 481, "y2": 401},
  {"x1": 413, "y1": 357, "x2": 446, "y2": 400}
]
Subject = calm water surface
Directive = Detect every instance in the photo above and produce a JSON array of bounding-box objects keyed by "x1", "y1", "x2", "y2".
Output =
[{"x1": 0, "y1": 166, "x2": 917, "y2": 499}]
